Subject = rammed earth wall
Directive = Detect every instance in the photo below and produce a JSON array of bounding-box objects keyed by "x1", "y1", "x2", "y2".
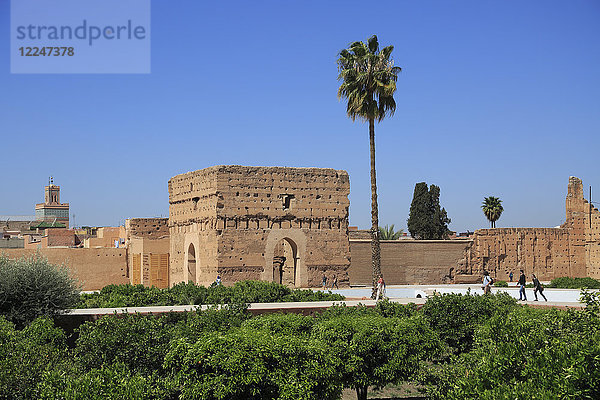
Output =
[{"x1": 168, "y1": 165, "x2": 351, "y2": 287}]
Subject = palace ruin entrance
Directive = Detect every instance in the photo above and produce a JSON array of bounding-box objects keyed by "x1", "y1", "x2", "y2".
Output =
[
  {"x1": 272, "y1": 238, "x2": 297, "y2": 287},
  {"x1": 187, "y1": 243, "x2": 196, "y2": 283}
]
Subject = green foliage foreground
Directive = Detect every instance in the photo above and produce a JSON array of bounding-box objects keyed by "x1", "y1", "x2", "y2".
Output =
[
  {"x1": 0, "y1": 254, "x2": 80, "y2": 327},
  {"x1": 549, "y1": 276, "x2": 600, "y2": 289},
  {"x1": 77, "y1": 280, "x2": 345, "y2": 308},
  {"x1": 1, "y1": 293, "x2": 599, "y2": 399}
]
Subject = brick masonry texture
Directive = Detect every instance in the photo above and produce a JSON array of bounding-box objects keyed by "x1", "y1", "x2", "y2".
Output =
[
  {"x1": 461, "y1": 177, "x2": 600, "y2": 281},
  {"x1": 348, "y1": 176, "x2": 600, "y2": 285},
  {"x1": 168, "y1": 165, "x2": 351, "y2": 287}
]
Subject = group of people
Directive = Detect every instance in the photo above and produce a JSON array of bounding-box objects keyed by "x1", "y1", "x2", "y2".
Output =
[
  {"x1": 321, "y1": 274, "x2": 339, "y2": 290},
  {"x1": 483, "y1": 269, "x2": 547, "y2": 301}
]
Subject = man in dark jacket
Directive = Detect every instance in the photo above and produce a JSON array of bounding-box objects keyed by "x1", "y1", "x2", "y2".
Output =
[
  {"x1": 532, "y1": 274, "x2": 547, "y2": 301},
  {"x1": 518, "y1": 270, "x2": 527, "y2": 301}
]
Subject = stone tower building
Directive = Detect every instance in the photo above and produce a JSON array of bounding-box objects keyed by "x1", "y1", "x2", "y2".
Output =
[
  {"x1": 35, "y1": 177, "x2": 69, "y2": 227},
  {"x1": 168, "y1": 165, "x2": 351, "y2": 287}
]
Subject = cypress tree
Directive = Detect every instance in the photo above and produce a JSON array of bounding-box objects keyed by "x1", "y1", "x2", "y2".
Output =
[{"x1": 407, "y1": 182, "x2": 451, "y2": 239}]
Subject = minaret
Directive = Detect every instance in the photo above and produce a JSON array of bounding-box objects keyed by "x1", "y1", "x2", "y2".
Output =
[{"x1": 35, "y1": 177, "x2": 70, "y2": 228}]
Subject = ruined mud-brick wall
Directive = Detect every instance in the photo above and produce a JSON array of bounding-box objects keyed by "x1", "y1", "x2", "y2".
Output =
[
  {"x1": 349, "y1": 239, "x2": 471, "y2": 285},
  {"x1": 0, "y1": 248, "x2": 128, "y2": 290},
  {"x1": 463, "y1": 177, "x2": 599, "y2": 281},
  {"x1": 126, "y1": 218, "x2": 170, "y2": 288},
  {"x1": 126, "y1": 218, "x2": 169, "y2": 240},
  {"x1": 566, "y1": 176, "x2": 600, "y2": 279},
  {"x1": 463, "y1": 228, "x2": 576, "y2": 281},
  {"x1": 168, "y1": 165, "x2": 351, "y2": 287}
]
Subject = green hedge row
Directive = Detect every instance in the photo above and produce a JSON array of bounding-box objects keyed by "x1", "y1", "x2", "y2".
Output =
[
  {"x1": 2, "y1": 292, "x2": 559, "y2": 400},
  {"x1": 549, "y1": 276, "x2": 600, "y2": 289},
  {"x1": 77, "y1": 280, "x2": 345, "y2": 308}
]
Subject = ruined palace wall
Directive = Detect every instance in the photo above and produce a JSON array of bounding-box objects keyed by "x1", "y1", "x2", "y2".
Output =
[
  {"x1": 349, "y1": 240, "x2": 470, "y2": 285},
  {"x1": 169, "y1": 166, "x2": 351, "y2": 287},
  {"x1": 0, "y1": 248, "x2": 128, "y2": 290},
  {"x1": 565, "y1": 177, "x2": 600, "y2": 279},
  {"x1": 126, "y1": 218, "x2": 171, "y2": 287},
  {"x1": 460, "y1": 177, "x2": 599, "y2": 281},
  {"x1": 214, "y1": 166, "x2": 351, "y2": 287},
  {"x1": 465, "y1": 228, "x2": 582, "y2": 281},
  {"x1": 126, "y1": 218, "x2": 169, "y2": 240},
  {"x1": 168, "y1": 169, "x2": 219, "y2": 285},
  {"x1": 586, "y1": 200, "x2": 600, "y2": 279}
]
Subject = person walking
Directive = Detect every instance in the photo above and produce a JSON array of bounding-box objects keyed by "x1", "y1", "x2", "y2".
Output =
[
  {"x1": 322, "y1": 274, "x2": 328, "y2": 290},
  {"x1": 532, "y1": 274, "x2": 547, "y2": 301},
  {"x1": 509, "y1": 271, "x2": 514, "y2": 282},
  {"x1": 375, "y1": 276, "x2": 386, "y2": 301},
  {"x1": 517, "y1": 269, "x2": 527, "y2": 301},
  {"x1": 482, "y1": 270, "x2": 492, "y2": 295},
  {"x1": 330, "y1": 274, "x2": 338, "y2": 290},
  {"x1": 215, "y1": 275, "x2": 222, "y2": 286}
]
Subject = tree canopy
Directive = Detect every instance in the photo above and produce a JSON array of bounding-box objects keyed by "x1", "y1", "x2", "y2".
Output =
[
  {"x1": 481, "y1": 196, "x2": 503, "y2": 228},
  {"x1": 379, "y1": 224, "x2": 404, "y2": 240},
  {"x1": 407, "y1": 182, "x2": 451, "y2": 239}
]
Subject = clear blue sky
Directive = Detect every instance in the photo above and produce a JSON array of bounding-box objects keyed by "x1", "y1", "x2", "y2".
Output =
[{"x1": 1, "y1": 0, "x2": 599, "y2": 232}]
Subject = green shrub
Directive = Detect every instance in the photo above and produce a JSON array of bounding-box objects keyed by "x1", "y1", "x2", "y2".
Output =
[
  {"x1": 37, "y1": 362, "x2": 177, "y2": 400},
  {"x1": 375, "y1": 299, "x2": 419, "y2": 318},
  {"x1": 75, "y1": 313, "x2": 176, "y2": 375},
  {"x1": 312, "y1": 313, "x2": 444, "y2": 400},
  {"x1": 75, "y1": 304, "x2": 251, "y2": 375},
  {"x1": 0, "y1": 255, "x2": 80, "y2": 327},
  {"x1": 171, "y1": 303, "x2": 250, "y2": 343},
  {"x1": 494, "y1": 280, "x2": 508, "y2": 287},
  {"x1": 165, "y1": 329, "x2": 341, "y2": 400},
  {"x1": 241, "y1": 312, "x2": 315, "y2": 337},
  {"x1": 421, "y1": 291, "x2": 518, "y2": 354},
  {"x1": 0, "y1": 317, "x2": 69, "y2": 399},
  {"x1": 425, "y1": 307, "x2": 600, "y2": 399},
  {"x1": 550, "y1": 276, "x2": 600, "y2": 289},
  {"x1": 76, "y1": 280, "x2": 344, "y2": 308}
]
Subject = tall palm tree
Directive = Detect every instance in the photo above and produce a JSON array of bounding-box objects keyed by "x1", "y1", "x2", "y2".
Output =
[
  {"x1": 482, "y1": 196, "x2": 504, "y2": 228},
  {"x1": 379, "y1": 224, "x2": 404, "y2": 240},
  {"x1": 337, "y1": 35, "x2": 401, "y2": 296}
]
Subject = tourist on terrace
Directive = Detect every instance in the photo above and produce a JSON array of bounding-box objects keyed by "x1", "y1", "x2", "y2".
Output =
[
  {"x1": 517, "y1": 270, "x2": 527, "y2": 301},
  {"x1": 322, "y1": 274, "x2": 327, "y2": 290},
  {"x1": 482, "y1": 271, "x2": 492, "y2": 295},
  {"x1": 532, "y1": 274, "x2": 547, "y2": 301},
  {"x1": 330, "y1": 274, "x2": 338, "y2": 290},
  {"x1": 375, "y1": 276, "x2": 386, "y2": 301}
]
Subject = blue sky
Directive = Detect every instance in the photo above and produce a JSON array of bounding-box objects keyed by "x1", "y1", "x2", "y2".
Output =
[{"x1": 1, "y1": 0, "x2": 599, "y2": 232}]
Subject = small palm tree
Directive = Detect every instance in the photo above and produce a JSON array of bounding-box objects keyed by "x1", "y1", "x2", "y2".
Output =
[
  {"x1": 379, "y1": 224, "x2": 404, "y2": 240},
  {"x1": 337, "y1": 35, "x2": 401, "y2": 295},
  {"x1": 482, "y1": 196, "x2": 504, "y2": 228}
]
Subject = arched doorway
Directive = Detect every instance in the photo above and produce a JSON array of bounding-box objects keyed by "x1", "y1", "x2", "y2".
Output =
[
  {"x1": 272, "y1": 238, "x2": 297, "y2": 286},
  {"x1": 187, "y1": 243, "x2": 196, "y2": 283}
]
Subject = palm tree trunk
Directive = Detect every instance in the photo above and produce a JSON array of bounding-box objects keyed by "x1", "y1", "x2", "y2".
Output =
[{"x1": 369, "y1": 117, "x2": 382, "y2": 298}]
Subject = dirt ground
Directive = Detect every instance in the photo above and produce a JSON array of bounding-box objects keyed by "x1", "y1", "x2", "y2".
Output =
[{"x1": 340, "y1": 383, "x2": 426, "y2": 399}]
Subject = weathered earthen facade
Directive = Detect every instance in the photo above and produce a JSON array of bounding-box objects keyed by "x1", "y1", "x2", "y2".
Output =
[
  {"x1": 458, "y1": 177, "x2": 600, "y2": 281},
  {"x1": 125, "y1": 218, "x2": 170, "y2": 288},
  {"x1": 168, "y1": 166, "x2": 351, "y2": 287}
]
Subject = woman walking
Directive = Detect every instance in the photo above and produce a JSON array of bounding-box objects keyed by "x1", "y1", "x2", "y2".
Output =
[{"x1": 532, "y1": 274, "x2": 547, "y2": 301}]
